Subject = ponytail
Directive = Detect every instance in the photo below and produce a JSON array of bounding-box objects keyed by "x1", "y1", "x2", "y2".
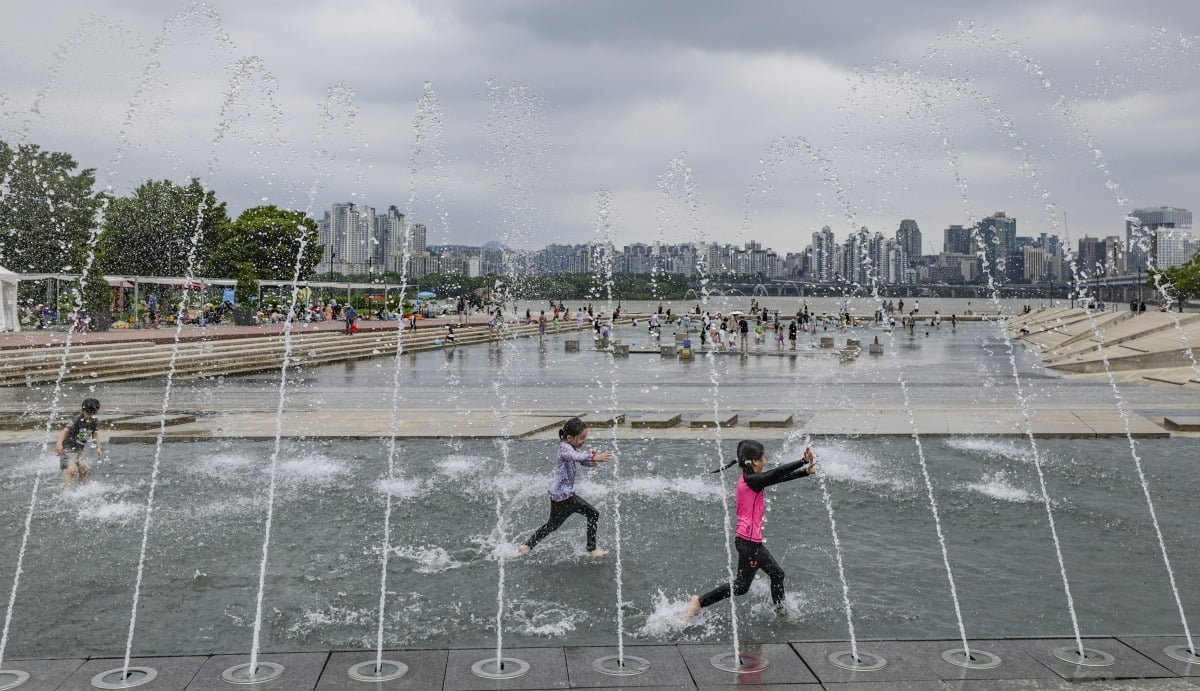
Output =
[
  {"x1": 559, "y1": 417, "x2": 587, "y2": 440},
  {"x1": 709, "y1": 440, "x2": 765, "y2": 473},
  {"x1": 708, "y1": 459, "x2": 738, "y2": 474}
]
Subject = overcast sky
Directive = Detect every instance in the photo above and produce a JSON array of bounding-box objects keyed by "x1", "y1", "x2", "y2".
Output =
[{"x1": 2, "y1": 1, "x2": 1198, "y2": 253}]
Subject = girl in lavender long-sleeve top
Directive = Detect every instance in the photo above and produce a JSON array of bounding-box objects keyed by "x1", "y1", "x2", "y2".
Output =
[{"x1": 517, "y1": 418, "x2": 612, "y2": 557}]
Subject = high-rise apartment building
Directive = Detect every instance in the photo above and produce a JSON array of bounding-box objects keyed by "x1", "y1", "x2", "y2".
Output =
[
  {"x1": 944, "y1": 224, "x2": 973, "y2": 255},
  {"x1": 812, "y1": 226, "x2": 836, "y2": 281},
  {"x1": 1127, "y1": 206, "x2": 1192, "y2": 270},
  {"x1": 976, "y1": 212, "x2": 1016, "y2": 279},
  {"x1": 896, "y1": 219, "x2": 921, "y2": 266},
  {"x1": 378, "y1": 205, "x2": 406, "y2": 270},
  {"x1": 1076, "y1": 236, "x2": 1107, "y2": 277},
  {"x1": 1022, "y1": 246, "x2": 1047, "y2": 281}
]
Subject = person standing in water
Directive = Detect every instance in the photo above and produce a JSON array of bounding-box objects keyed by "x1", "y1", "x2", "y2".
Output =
[
  {"x1": 685, "y1": 440, "x2": 817, "y2": 622},
  {"x1": 517, "y1": 418, "x2": 612, "y2": 557},
  {"x1": 58, "y1": 398, "x2": 103, "y2": 486}
]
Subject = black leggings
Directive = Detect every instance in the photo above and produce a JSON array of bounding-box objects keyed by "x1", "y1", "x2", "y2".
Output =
[
  {"x1": 524, "y1": 495, "x2": 599, "y2": 552},
  {"x1": 698, "y1": 537, "x2": 786, "y2": 611}
]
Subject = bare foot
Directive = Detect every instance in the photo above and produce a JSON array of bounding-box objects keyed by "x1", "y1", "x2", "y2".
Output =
[
  {"x1": 588, "y1": 548, "x2": 610, "y2": 558},
  {"x1": 684, "y1": 595, "x2": 701, "y2": 624},
  {"x1": 516, "y1": 545, "x2": 530, "y2": 555},
  {"x1": 776, "y1": 608, "x2": 800, "y2": 623}
]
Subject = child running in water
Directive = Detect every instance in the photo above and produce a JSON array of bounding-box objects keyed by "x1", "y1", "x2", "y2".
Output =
[
  {"x1": 517, "y1": 417, "x2": 612, "y2": 557},
  {"x1": 57, "y1": 397, "x2": 102, "y2": 486},
  {"x1": 685, "y1": 440, "x2": 817, "y2": 622}
]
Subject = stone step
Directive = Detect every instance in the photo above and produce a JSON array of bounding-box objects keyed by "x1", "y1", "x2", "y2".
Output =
[
  {"x1": 748, "y1": 413, "x2": 795, "y2": 428},
  {"x1": 108, "y1": 414, "x2": 197, "y2": 430},
  {"x1": 629, "y1": 413, "x2": 681, "y2": 429},
  {"x1": 689, "y1": 413, "x2": 738, "y2": 429},
  {"x1": 0, "y1": 322, "x2": 573, "y2": 386},
  {"x1": 1162, "y1": 416, "x2": 1200, "y2": 431},
  {"x1": 580, "y1": 413, "x2": 624, "y2": 428}
]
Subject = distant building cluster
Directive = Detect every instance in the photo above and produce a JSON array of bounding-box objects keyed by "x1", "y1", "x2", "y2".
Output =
[{"x1": 317, "y1": 201, "x2": 1196, "y2": 284}]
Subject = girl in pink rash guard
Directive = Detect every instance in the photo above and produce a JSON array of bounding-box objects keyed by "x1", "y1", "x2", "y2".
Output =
[{"x1": 685, "y1": 440, "x2": 817, "y2": 623}]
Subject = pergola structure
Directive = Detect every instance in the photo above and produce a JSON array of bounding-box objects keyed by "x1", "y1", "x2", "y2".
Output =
[{"x1": 3, "y1": 272, "x2": 421, "y2": 325}]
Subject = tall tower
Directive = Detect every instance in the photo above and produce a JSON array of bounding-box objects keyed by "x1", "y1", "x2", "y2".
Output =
[
  {"x1": 896, "y1": 219, "x2": 921, "y2": 266},
  {"x1": 410, "y1": 223, "x2": 428, "y2": 254},
  {"x1": 976, "y1": 212, "x2": 1017, "y2": 280},
  {"x1": 812, "y1": 226, "x2": 836, "y2": 281},
  {"x1": 1127, "y1": 206, "x2": 1192, "y2": 270},
  {"x1": 328, "y1": 202, "x2": 358, "y2": 273},
  {"x1": 944, "y1": 224, "x2": 972, "y2": 255},
  {"x1": 379, "y1": 205, "x2": 406, "y2": 270}
]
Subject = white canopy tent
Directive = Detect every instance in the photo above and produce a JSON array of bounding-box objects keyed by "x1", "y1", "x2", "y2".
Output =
[{"x1": 0, "y1": 265, "x2": 19, "y2": 332}]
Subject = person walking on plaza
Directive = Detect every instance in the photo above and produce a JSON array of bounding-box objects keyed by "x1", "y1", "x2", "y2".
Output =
[
  {"x1": 343, "y1": 304, "x2": 358, "y2": 334},
  {"x1": 685, "y1": 440, "x2": 817, "y2": 623},
  {"x1": 517, "y1": 418, "x2": 612, "y2": 558},
  {"x1": 57, "y1": 398, "x2": 102, "y2": 486},
  {"x1": 147, "y1": 294, "x2": 158, "y2": 328}
]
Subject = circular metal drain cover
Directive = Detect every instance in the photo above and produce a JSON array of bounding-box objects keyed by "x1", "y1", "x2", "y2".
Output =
[
  {"x1": 828, "y1": 650, "x2": 887, "y2": 671},
  {"x1": 1053, "y1": 646, "x2": 1115, "y2": 667},
  {"x1": 347, "y1": 660, "x2": 408, "y2": 682},
  {"x1": 942, "y1": 648, "x2": 1002, "y2": 669},
  {"x1": 470, "y1": 657, "x2": 529, "y2": 679},
  {"x1": 0, "y1": 670, "x2": 31, "y2": 691},
  {"x1": 592, "y1": 654, "x2": 650, "y2": 676},
  {"x1": 710, "y1": 651, "x2": 768, "y2": 673},
  {"x1": 1164, "y1": 644, "x2": 1200, "y2": 665},
  {"x1": 91, "y1": 667, "x2": 157, "y2": 689},
  {"x1": 221, "y1": 661, "x2": 285, "y2": 684}
]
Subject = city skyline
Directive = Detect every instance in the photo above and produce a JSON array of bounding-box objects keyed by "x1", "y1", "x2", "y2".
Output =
[
  {"x1": 317, "y1": 197, "x2": 1193, "y2": 285},
  {"x1": 3, "y1": 2, "x2": 1199, "y2": 252}
]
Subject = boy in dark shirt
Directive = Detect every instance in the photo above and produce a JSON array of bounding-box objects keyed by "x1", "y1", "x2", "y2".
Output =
[{"x1": 57, "y1": 398, "x2": 102, "y2": 485}]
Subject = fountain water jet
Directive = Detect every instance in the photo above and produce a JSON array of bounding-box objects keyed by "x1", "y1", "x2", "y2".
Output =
[
  {"x1": 220, "y1": 82, "x2": 360, "y2": 687},
  {"x1": 346, "y1": 86, "x2": 451, "y2": 686},
  {"x1": 660, "y1": 154, "x2": 764, "y2": 674},
  {"x1": 912, "y1": 29, "x2": 1197, "y2": 662},
  {"x1": 0, "y1": 7, "x2": 236, "y2": 687},
  {"x1": 742, "y1": 136, "x2": 887, "y2": 672},
  {"x1": 587, "y1": 189, "x2": 650, "y2": 677},
  {"x1": 855, "y1": 67, "x2": 1098, "y2": 664},
  {"x1": 470, "y1": 78, "x2": 552, "y2": 680},
  {"x1": 804, "y1": 137, "x2": 1000, "y2": 670}
]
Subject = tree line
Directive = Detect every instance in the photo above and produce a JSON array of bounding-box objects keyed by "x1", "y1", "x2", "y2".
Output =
[
  {"x1": 9, "y1": 138, "x2": 1195, "y2": 310},
  {"x1": 0, "y1": 140, "x2": 321, "y2": 300}
]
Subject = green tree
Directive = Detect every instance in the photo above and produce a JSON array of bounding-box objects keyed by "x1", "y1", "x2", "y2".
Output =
[
  {"x1": 0, "y1": 140, "x2": 104, "y2": 273},
  {"x1": 99, "y1": 178, "x2": 229, "y2": 277},
  {"x1": 232, "y1": 262, "x2": 259, "y2": 306},
  {"x1": 211, "y1": 205, "x2": 322, "y2": 280},
  {"x1": 1148, "y1": 254, "x2": 1200, "y2": 311},
  {"x1": 79, "y1": 260, "x2": 113, "y2": 314}
]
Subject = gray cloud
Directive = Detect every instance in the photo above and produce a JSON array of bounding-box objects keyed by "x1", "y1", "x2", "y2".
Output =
[{"x1": 2, "y1": 0, "x2": 1198, "y2": 256}]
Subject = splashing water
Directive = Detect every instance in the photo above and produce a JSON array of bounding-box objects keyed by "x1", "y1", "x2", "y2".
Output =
[
  {"x1": 591, "y1": 187, "x2": 632, "y2": 662},
  {"x1": 914, "y1": 29, "x2": 1194, "y2": 654},
  {"x1": 797, "y1": 135, "x2": 976, "y2": 659},
  {"x1": 369, "y1": 81, "x2": 434, "y2": 673},
  {"x1": 659, "y1": 153, "x2": 743, "y2": 658},
  {"x1": 247, "y1": 82, "x2": 361, "y2": 675},
  {"x1": 0, "y1": 4, "x2": 236, "y2": 672},
  {"x1": 868, "y1": 64, "x2": 1088, "y2": 657},
  {"x1": 482, "y1": 77, "x2": 552, "y2": 668}
]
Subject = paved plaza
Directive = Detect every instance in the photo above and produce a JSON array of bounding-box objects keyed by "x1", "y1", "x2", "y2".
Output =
[{"x1": 4, "y1": 636, "x2": 1200, "y2": 689}]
